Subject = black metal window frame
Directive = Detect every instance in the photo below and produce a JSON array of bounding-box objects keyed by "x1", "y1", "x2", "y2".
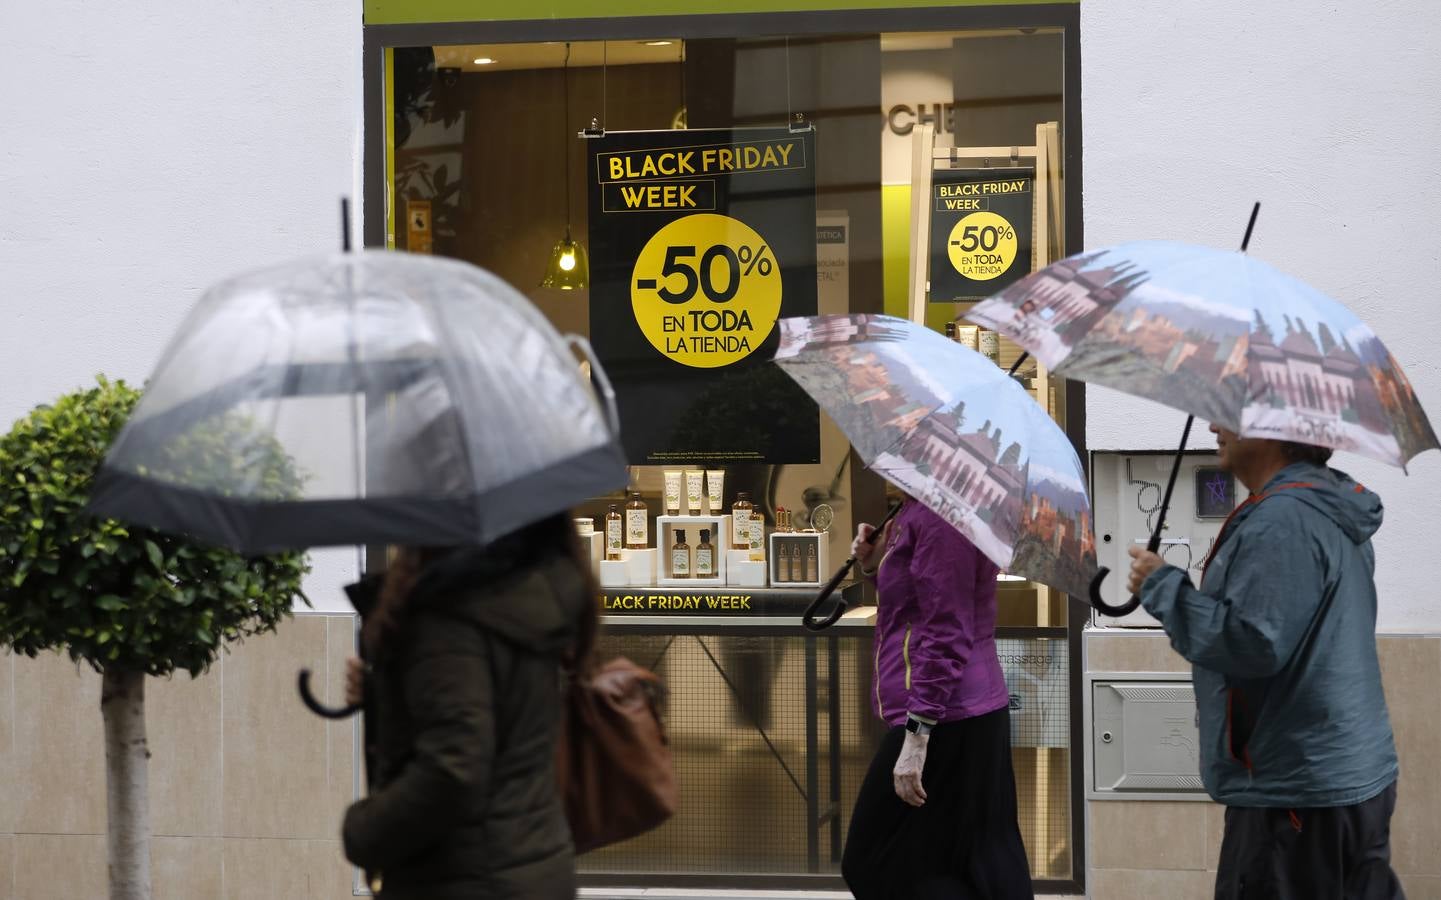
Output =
[{"x1": 361, "y1": 5, "x2": 1086, "y2": 893}]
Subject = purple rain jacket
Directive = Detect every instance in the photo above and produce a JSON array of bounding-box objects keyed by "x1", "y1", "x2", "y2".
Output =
[{"x1": 870, "y1": 501, "x2": 1010, "y2": 727}]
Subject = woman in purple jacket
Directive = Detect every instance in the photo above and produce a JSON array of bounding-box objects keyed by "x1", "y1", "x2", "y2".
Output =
[{"x1": 840, "y1": 497, "x2": 1033, "y2": 900}]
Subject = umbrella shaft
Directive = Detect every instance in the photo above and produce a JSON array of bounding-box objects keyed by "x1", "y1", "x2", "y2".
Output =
[{"x1": 1147, "y1": 415, "x2": 1195, "y2": 553}]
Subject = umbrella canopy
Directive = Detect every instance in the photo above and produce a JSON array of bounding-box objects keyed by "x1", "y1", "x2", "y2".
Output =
[
  {"x1": 967, "y1": 240, "x2": 1439, "y2": 468},
  {"x1": 773, "y1": 313, "x2": 1098, "y2": 599},
  {"x1": 88, "y1": 250, "x2": 628, "y2": 554}
]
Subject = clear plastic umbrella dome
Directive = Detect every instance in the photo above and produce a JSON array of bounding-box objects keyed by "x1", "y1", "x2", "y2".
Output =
[{"x1": 88, "y1": 250, "x2": 627, "y2": 554}]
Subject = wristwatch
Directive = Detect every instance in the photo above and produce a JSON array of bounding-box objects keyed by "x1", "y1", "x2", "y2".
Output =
[{"x1": 904, "y1": 714, "x2": 934, "y2": 736}]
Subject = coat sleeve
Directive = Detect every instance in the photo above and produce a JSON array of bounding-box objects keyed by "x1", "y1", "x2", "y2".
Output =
[
  {"x1": 342, "y1": 630, "x2": 497, "y2": 870},
  {"x1": 904, "y1": 517, "x2": 988, "y2": 722},
  {"x1": 1140, "y1": 518, "x2": 1324, "y2": 679}
]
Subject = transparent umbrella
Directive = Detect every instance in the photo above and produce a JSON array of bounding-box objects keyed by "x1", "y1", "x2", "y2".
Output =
[{"x1": 87, "y1": 250, "x2": 627, "y2": 554}]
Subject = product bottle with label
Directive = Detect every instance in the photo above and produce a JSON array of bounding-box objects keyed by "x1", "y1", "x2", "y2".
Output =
[
  {"x1": 695, "y1": 529, "x2": 714, "y2": 578},
  {"x1": 748, "y1": 513, "x2": 766, "y2": 563},
  {"x1": 957, "y1": 323, "x2": 980, "y2": 352},
  {"x1": 605, "y1": 504, "x2": 624, "y2": 560},
  {"x1": 625, "y1": 492, "x2": 649, "y2": 550},
  {"x1": 805, "y1": 542, "x2": 818, "y2": 582},
  {"x1": 944, "y1": 321, "x2": 957, "y2": 341},
  {"x1": 978, "y1": 327, "x2": 1001, "y2": 365},
  {"x1": 731, "y1": 491, "x2": 753, "y2": 550},
  {"x1": 777, "y1": 541, "x2": 792, "y2": 583},
  {"x1": 671, "y1": 529, "x2": 691, "y2": 579}
]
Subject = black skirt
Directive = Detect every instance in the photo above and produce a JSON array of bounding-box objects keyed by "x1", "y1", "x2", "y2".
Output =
[{"x1": 841, "y1": 707, "x2": 1034, "y2": 900}]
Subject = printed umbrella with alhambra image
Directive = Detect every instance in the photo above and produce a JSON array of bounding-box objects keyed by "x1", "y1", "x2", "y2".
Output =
[
  {"x1": 966, "y1": 211, "x2": 1438, "y2": 614},
  {"x1": 771, "y1": 313, "x2": 1099, "y2": 628}
]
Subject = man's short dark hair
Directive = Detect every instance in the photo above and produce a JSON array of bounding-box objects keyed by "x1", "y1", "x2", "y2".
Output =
[{"x1": 1281, "y1": 441, "x2": 1334, "y2": 466}]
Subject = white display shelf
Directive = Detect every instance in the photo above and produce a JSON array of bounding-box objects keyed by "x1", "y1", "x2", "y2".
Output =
[
  {"x1": 768, "y1": 531, "x2": 829, "y2": 588},
  {"x1": 725, "y1": 549, "x2": 768, "y2": 587},
  {"x1": 656, "y1": 514, "x2": 728, "y2": 585},
  {"x1": 598, "y1": 548, "x2": 656, "y2": 587}
]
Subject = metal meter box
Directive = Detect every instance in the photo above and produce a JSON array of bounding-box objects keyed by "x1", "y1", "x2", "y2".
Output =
[
  {"x1": 1089, "y1": 450, "x2": 1241, "y2": 627},
  {"x1": 1086, "y1": 673, "x2": 1209, "y2": 800}
]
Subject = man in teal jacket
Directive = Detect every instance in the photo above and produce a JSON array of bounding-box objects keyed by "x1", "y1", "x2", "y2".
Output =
[{"x1": 1129, "y1": 424, "x2": 1403, "y2": 899}]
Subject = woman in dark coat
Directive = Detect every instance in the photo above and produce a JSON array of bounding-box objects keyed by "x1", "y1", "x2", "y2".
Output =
[{"x1": 340, "y1": 513, "x2": 597, "y2": 899}]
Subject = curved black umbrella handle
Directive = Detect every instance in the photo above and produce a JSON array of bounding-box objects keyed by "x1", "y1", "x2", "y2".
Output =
[
  {"x1": 803, "y1": 557, "x2": 855, "y2": 631},
  {"x1": 297, "y1": 668, "x2": 362, "y2": 719},
  {"x1": 1089, "y1": 567, "x2": 1142, "y2": 617}
]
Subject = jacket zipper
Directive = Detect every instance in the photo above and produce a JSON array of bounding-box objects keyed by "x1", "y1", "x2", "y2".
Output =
[
  {"x1": 874, "y1": 638, "x2": 884, "y2": 718},
  {"x1": 902, "y1": 625, "x2": 913, "y2": 691}
]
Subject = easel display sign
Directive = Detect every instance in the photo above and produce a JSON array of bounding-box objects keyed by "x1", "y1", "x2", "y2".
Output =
[
  {"x1": 928, "y1": 167, "x2": 1034, "y2": 302},
  {"x1": 587, "y1": 126, "x2": 820, "y2": 465}
]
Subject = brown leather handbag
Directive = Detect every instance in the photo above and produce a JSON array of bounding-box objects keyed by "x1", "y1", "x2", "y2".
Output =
[{"x1": 557, "y1": 656, "x2": 678, "y2": 854}]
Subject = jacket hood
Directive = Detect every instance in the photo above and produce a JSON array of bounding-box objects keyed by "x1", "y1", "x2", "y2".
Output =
[
  {"x1": 1261, "y1": 462, "x2": 1383, "y2": 544},
  {"x1": 345, "y1": 547, "x2": 590, "y2": 656}
]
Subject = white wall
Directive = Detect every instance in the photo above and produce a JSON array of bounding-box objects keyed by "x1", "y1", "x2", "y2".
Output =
[
  {"x1": 1081, "y1": 2, "x2": 1441, "y2": 629},
  {"x1": 0, "y1": 0, "x2": 364, "y2": 610}
]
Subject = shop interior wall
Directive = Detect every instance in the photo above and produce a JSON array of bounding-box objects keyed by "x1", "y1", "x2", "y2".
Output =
[
  {"x1": 1080, "y1": 1, "x2": 1441, "y2": 631},
  {"x1": 404, "y1": 37, "x2": 891, "y2": 556},
  {"x1": 690, "y1": 34, "x2": 888, "y2": 563},
  {"x1": 878, "y1": 35, "x2": 1063, "y2": 331}
]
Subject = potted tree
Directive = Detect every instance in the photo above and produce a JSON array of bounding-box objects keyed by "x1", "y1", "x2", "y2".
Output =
[{"x1": 0, "y1": 376, "x2": 308, "y2": 900}]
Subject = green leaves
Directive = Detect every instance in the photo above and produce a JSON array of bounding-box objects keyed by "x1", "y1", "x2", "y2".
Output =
[{"x1": 0, "y1": 376, "x2": 309, "y2": 677}]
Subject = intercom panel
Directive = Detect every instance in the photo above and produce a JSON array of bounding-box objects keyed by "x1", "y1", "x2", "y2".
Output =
[{"x1": 1089, "y1": 450, "x2": 1241, "y2": 628}]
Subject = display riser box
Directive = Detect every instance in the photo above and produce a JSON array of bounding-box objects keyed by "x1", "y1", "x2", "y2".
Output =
[
  {"x1": 725, "y1": 549, "x2": 768, "y2": 587},
  {"x1": 768, "y1": 531, "x2": 829, "y2": 588},
  {"x1": 655, "y1": 514, "x2": 728, "y2": 586},
  {"x1": 579, "y1": 531, "x2": 603, "y2": 576},
  {"x1": 598, "y1": 548, "x2": 656, "y2": 588}
]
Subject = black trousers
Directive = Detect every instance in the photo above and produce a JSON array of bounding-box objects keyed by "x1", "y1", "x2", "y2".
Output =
[
  {"x1": 841, "y1": 708, "x2": 1034, "y2": 900},
  {"x1": 1215, "y1": 780, "x2": 1405, "y2": 900}
]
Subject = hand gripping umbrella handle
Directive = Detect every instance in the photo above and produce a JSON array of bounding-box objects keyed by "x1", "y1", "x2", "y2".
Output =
[
  {"x1": 297, "y1": 669, "x2": 362, "y2": 719},
  {"x1": 565, "y1": 334, "x2": 622, "y2": 438}
]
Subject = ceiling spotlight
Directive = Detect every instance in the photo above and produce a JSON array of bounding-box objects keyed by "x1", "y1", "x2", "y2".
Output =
[
  {"x1": 473, "y1": 57, "x2": 496, "y2": 65},
  {"x1": 643, "y1": 40, "x2": 674, "y2": 46}
]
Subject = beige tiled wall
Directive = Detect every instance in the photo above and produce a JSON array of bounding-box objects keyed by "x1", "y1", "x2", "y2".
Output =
[
  {"x1": 0, "y1": 613, "x2": 359, "y2": 900},
  {"x1": 3, "y1": 618, "x2": 1435, "y2": 899},
  {"x1": 1084, "y1": 630, "x2": 1441, "y2": 900}
]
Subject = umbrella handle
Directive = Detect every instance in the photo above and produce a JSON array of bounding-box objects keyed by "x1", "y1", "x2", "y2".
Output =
[
  {"x1": 802, "y1": 557, "x2": 855, "y2": 631},
  {"x1": 1088, "y1": 567, "x2": 1142, "y2": 616},
  {"x1": 297, "y1": 668, "x2": 362, "y2": 719},
  {"x1": 566, "y1": 334, "x2": 621, "y2": 437}
]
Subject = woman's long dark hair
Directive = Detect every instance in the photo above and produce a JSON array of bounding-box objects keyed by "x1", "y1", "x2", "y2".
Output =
[{"x1": 362, "y1": 512, "x2": 600, "y2": 666}]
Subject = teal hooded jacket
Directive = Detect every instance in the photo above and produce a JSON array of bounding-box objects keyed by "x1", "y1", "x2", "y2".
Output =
[{"x1": 1140, "y1": 462, "x2": 1398, "y2": 808}]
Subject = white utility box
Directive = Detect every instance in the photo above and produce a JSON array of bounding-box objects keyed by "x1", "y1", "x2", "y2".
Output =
[{"x1": 1090, "y1": 450, "x2": 1240, "y2": 627}]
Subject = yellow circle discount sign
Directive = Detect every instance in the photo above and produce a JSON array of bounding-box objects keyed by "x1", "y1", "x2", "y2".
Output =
[
  {"x1": 631, "y1": 213, "x2": 783, "y2": 368},
  {"x1": 946, "y1": 210, "x2": 1019, "y2": 281}
]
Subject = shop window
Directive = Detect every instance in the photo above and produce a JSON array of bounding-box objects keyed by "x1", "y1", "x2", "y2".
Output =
[{"x1": 374, "y1": 13, "x2": 1078, "y2": 889}]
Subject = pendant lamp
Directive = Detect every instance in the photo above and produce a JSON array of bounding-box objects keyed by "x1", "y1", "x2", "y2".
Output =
[{"x1": 542, "y1": 42, "x2": 589, "y2": 290}]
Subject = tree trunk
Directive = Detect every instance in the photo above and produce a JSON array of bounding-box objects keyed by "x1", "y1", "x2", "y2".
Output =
[{"x1": 101, "y1": 668, "x2": 151, "y2": 900}]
